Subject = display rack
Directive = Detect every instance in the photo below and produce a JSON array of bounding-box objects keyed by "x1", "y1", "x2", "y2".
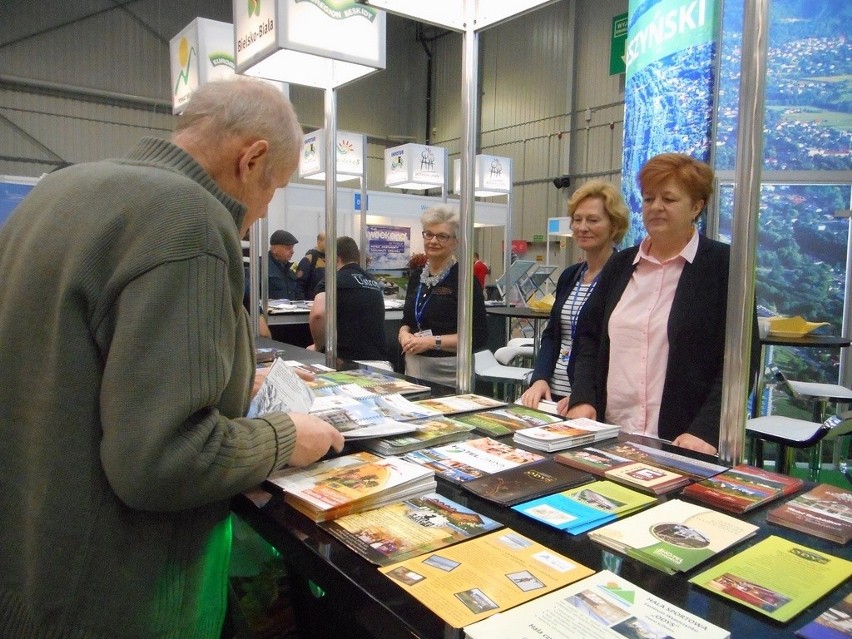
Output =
[{"x1": 494, "y1": 260, "x2": 537, "y2": 305}]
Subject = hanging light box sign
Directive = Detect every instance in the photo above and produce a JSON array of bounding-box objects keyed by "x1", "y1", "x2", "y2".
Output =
[
  {"x1": 360, "y1": 0, "x2": 558, "y2": 31},
  {"x1": 170, "y1": 18, "x2": 236, "y2": 114},
  {"x1": 233, "y1": 0, "x2": 385, "y2": 88},
  {"x1": 384, "y1": 143, "x2": 447, "y2": 190},
  {"x1": 453, "y1": 155, "x2": 512, "y2": 196},
  {"x1": 300, "y1": 129, "x2": 365, "y2": 182}
]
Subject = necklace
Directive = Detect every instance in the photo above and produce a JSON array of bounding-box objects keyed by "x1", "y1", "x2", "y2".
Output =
[{"x1": 421, "y1": 257, "x2": 456, "y2": 288}]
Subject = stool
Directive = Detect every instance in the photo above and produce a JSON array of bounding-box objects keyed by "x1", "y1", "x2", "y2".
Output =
[
  {"x1": 821, "y1": 410, "x2": 852, "y2": 480},
  {"x1": 770, "y1": 366, "x2": 852, "y2": 423},
  {"x1": 474, "y1": 349, "x2": 532, "y2": 402},
  {"x1": 746, "y1": 414, "x2": 838, "y2": 479},
  {"x1": 494, "y1": 345, "x2": 534, "y2": 367}
]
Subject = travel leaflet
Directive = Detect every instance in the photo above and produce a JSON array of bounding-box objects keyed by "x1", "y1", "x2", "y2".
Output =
[
  {"x1": 681, "y1": 464, "x2": 805, "y2": 514},
  {"x1": 460, "y1": 459, "x2": 594, "y2": 506},
  {"x1": 690, "y1": 536, "x2": 852, "y2": 623},
  {"x1": 319, "y1": 492, "x2": 502, "y2": 566},
  {"x1": 796, "y1": 592, "x2": 852, "y2": 639},
  {"x1": 766, "y1": 483, "x2": 852, "y2": 544},
  {"x1": 464, "y1": 570, "x2": 730, "y2": 639},
  {"x1": 280, "y1": 455, "x2": 437, "y2": 522},
  {"x1": 512, "y1": 480, "x2": 657, "y2": 535},
  {"x1": 358, "y1": 415, "x2": 475, "y2": 456},
  {"x1": 588, "y1": 499, "x2": 759, "y2": 575},
  {"x1": 452, "y1": 404, "x2": 566, "y2": 437},
  {"x1": 513, "y1": 417, "x2": 620, "y2": 452},
  {"x1": 401, "y1": 437, "x2": 544, "y2": 483},
  {"x1": 379, "y1": 528, "x2": 594, "y2": 628},
  {"x1": 413, "y1": 393, "x2": 507, "y2": 415}
]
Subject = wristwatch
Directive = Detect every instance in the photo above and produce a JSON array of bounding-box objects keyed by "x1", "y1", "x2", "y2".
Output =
[{"x1": 434, "y1": 335, "x2": 442, "y2": 351}]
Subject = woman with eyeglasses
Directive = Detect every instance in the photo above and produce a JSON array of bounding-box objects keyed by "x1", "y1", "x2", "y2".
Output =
[
  {"x1": 398, "y1": 205, "x2": 488, "y2": 386},
  {"x1": 519, "y1": 180, "x2": 629, "y2": 411}
]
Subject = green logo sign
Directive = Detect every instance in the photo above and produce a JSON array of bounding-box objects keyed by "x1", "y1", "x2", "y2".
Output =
[
  {"x1": 248, "y1": 0, "x2": 260, "y2": 17},
  {"x1": 610, "y1": 12, "x2": 628, "y2": 76},
  {"x1": 295, "y1": 0, "x2": 377, "y2": 21}
]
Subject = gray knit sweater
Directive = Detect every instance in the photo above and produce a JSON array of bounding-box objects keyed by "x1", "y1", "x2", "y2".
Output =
[{"x1": 0, "y1": 138, "x2": 297, "y2": 638}]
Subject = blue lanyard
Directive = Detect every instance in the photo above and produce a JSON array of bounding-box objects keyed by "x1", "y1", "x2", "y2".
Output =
[
  {"x1": 414, "y1": 283, "x2": 432, "y2": 331},
  {"x1": 569, "y1": 264, "x2": 598, "y2": 339}
]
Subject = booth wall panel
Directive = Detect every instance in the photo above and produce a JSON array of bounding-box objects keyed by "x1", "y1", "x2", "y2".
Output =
[
  {"x1": 570, "y1": 0, "x2": 627, "y2": 184},
  {"x1": 0, "y1": 0, "x2": 630, "y2": 249},
  {"x1": 0, "y1": 88, "x2": 173, "y2": 174}
]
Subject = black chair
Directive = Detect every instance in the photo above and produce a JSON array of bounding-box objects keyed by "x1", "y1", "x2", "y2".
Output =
[{"x1": 746, "y1": 414, "x2": 840, "y2": 479}]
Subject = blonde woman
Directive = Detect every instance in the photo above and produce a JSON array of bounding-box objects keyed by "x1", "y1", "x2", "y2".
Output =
[{"x1": 520, "y1": 180, "x2": 629, "y2": 410}]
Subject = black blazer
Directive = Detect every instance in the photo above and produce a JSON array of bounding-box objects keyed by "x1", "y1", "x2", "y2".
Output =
[{"x1": 568, "y1": 235, "x2": 760, "y2": 448}]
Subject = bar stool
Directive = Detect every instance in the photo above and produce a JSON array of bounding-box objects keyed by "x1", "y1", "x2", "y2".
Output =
[
  {"x1": 494, "y1": 342, "x2": 534, "y2": 367},
  {"x1": 474, "y1": 349, "x2": 532, "y2": 401},
  {"x1": 821, "y1": 410, "x2": 852, "y2": 480},
  {"x1": 770, "y1": 366, "x2": 852, "y2": 423},
  {"x1": 746, "y1": 414, "x2": 839, "y2": 479}
]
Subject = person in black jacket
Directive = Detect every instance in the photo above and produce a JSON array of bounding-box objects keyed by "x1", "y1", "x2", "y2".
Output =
[
  {"x1": 398, "y1": 205, "x2": 487, "y2": 386},
  {"x1": 309, "y1": 236, "x2": 389, "y2": 364},
  {"x1": 520, "y1": 180, "x2": 629, "y2": 410},
  {"x1": 295, "y1": 231, "x2": 326, "y2": 300},
  {"x1": 566, "y1": 153, "x2": 760, "y2": 454},
  {"x1": 268, "y1": 229, "x2": 300, "y2": 300}
]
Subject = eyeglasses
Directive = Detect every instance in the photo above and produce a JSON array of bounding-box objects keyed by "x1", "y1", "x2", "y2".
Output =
[{"x1": 422, "y1": 231, "x2": 455, "y2": 243}]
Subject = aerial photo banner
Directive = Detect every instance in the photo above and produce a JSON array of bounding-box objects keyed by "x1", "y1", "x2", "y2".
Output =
[{"x1": 621, "y1": 0, "x2": 720, "y2": 245}]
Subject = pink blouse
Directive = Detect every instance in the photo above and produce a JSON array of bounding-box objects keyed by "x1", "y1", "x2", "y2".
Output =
[{"x1": 605, "y1": 232, "x2": 699, "y2": 438}]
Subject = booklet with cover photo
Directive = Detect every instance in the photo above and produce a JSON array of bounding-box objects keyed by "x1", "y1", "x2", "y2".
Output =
[
  {"x1": 319, "y1": 492, "x2": 502, "y2": 566},
  {"x1": 589, "y1": 499, "x2": 759, "y2": 575},
  {"x1": 690, "y1": 536, "x2": 852, "y2": 623}
]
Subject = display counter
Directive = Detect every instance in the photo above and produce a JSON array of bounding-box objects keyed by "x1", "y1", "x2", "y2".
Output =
[{"x1": 233, "y1": 360, "x2": 852, "y2": 639}]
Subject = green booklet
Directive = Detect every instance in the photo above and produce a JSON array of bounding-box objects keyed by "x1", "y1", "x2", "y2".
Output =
[
  {"x1": 588, "y1": 499, "x2": 759, "y2": 574},
  {"x1": 452, "y1": 404, "x2": 566, "y2": 436},
  {"x1": 690, "y1": 536, "x2": 852, "y2": 623}
]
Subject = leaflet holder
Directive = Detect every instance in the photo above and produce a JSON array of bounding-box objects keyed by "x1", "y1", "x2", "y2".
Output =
[{"x1": 495, "y1": 260, "x2": 537, "y2": 305}]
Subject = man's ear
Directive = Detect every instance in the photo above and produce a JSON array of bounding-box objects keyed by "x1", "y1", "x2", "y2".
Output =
[{"x1": 238, "y1": 139, "x2": 270, "y2": 182}]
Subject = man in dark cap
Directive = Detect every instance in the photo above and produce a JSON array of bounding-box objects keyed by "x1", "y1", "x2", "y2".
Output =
[{"x1": 268, "y1": 229, "x2": 301, "y2": 300}]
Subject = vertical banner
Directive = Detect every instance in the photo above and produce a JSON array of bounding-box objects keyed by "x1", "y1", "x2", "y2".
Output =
[
  {"x1": 621, "y1": 0, "x2": 719, "y2": 245},
  {"x1": 367, "y1": 225, "x2": 410, "y2": 270}
]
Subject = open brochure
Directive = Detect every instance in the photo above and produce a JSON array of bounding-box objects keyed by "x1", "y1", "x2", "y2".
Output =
[
  {"x1": 248, "y1": 359, "x2": 431, "y2": 439},
  {"x1": 379, "y1": 528, "x2": 594, "y2": 628},
  {"x1": 464, "y1": 570, "x2": 730, "y2": 639}
]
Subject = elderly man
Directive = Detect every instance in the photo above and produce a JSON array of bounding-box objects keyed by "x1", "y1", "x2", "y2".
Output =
[
  {"x1": 268, "y1": 229, "x2": 301, "y2": 300},
  {"x1": 0, "y1": 79, "x2": 343, "y2": 638}
]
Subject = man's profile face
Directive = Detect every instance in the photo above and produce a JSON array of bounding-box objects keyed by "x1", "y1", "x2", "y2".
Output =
[
  {"x1": 237, "y1": 147, "x2": 299, "y2": 236},
  {"x1": 271, "y1": 243, "x2": 295, "y2": 262}
]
